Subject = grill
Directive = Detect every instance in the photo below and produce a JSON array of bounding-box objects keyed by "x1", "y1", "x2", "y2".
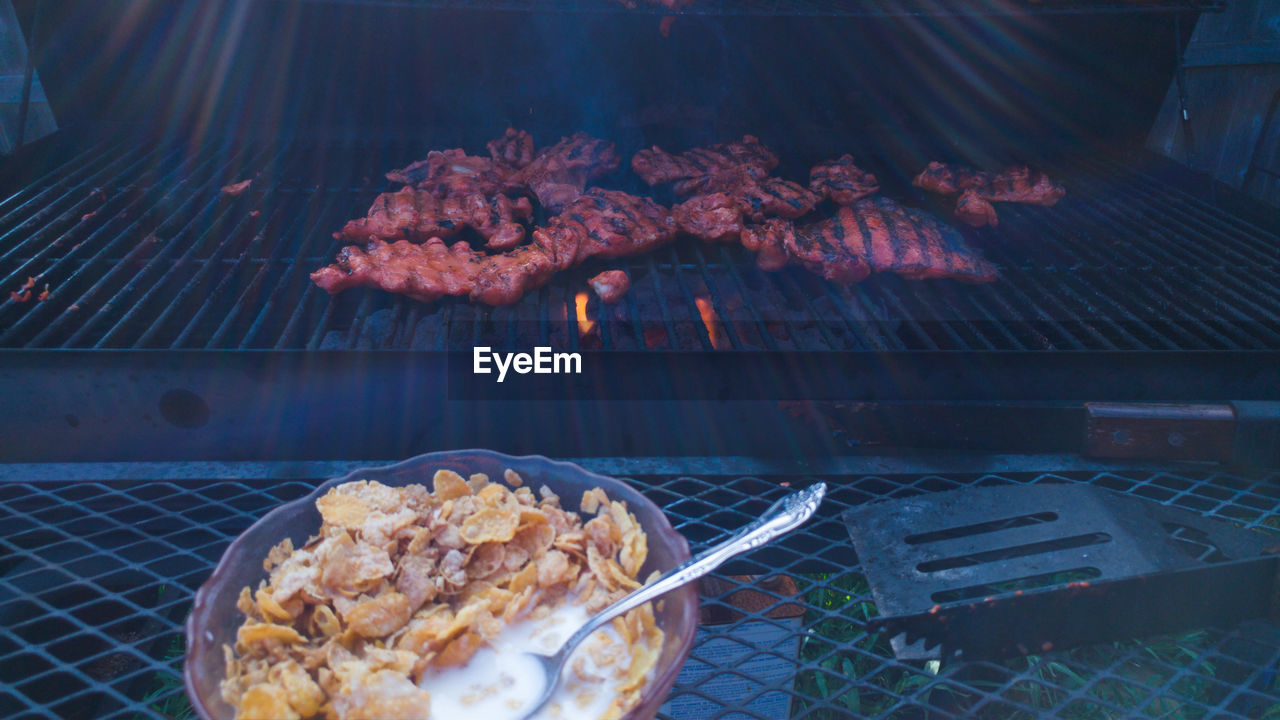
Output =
[
  {"x1": 2, "y1": 134, "x2": 1278, "y2": 353},
  {"x1": 6, "y1": 2, "x2": 1280, "y2": 718},
  {"x1": 4, "y1": 460, "x2": 1280, "y2": 720}
]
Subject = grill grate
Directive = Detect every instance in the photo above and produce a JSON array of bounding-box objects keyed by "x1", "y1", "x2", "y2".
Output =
[
  {"x1": 2, "y1": 135, "x2": 1279, "y2": 352},
  {"x1": 3, "y1": 467, "x2": 1280, "y2": 719},
  {"x1": 270, "y1": 0, "x2": 1226, "y2": 16}
]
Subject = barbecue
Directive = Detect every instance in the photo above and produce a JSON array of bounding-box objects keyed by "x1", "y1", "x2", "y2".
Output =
[
  {"x1": 509, "y1": 132, "x2": 622, "y2": 212},
  {"x1": 742, "y1": 198, "x2": 998, "y2": 283},
  {"x1": 385, "y1": 148, "x2": 519, "y2": 197},
  {"x1": 632, "y1": 135, "x2": 780, "y2": 195},
  {"x1": 486, "y1": 128, "x2": 536, "y2": 170},
  {"x1": 589, "y1": 269, "x2": 631, "y2": 303},
  {"x1": 808, "y1": 155, "x2": 880, "y2": 205},
  {"x1": 913, "y1": 161, "x2": 1067, "y2": 227},
  {"x1": 6, "y1": 2, "x2": 1280, "y2": 720},
  {"x1": 335, "y1": 188, "x2": 534, "y2": 249},
  {"x1": 314, "y1": 188, "x2": 677, "y2": 306}
]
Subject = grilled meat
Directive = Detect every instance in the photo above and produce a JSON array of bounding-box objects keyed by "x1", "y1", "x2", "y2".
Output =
[
  {"x1": 487, "y1": 128, "x2": 535, "y2": 170},
  {"x1": 475, "y1": 189, "x2": 676, "y2": 305},
  {"x1": 316, "y1": 189, "x2": 675, "y2": 307},
  {"x1": 741, "y1": 197, "x2": 997, "y2": 283},
  {"x1": 955, "y1": 189, "x2": 999, "y2": 228},
  {"x1": 913, "y1": 161, "x2": 1065, "y2": 227},
  {"x1": 336, "y1": 187, "x2": 534, "y2": 250},
  {"x1": 674, "y1": 174, "x2": 819, "y2": 242},
  {"x1": 310, "y1": 238, "x2": 483, "y2": 304},
  {"x1": 589, "y1": 270, "x2": 631, "y2": 304},
  {"x1": 741, "y1": 214, "x2": 870, "y2": 282},
  {"x1": 740, "y1": 218, "x2": 801, "y2": 275},
  {"x1": 911, "y1": 161, "x2": 988, "y2": 196},
  {"x1": 385, "y1": 148, "x2": 516, "y2": 198},
  {"x1": 632, "y1": 135, "x2": 779, "y2": 193},
  {"x1": 809, "y1": 155, "x2": 879, "y2": 205},
  {"x1": 912, "y1": 162, "x2": 1065, "y2": 206},
  {"x1": 673, "y1": 193, "x2": 744, "y2": 243},
  {"x1": 510, "y1": 132, "x2": 621, "y2": 212}
]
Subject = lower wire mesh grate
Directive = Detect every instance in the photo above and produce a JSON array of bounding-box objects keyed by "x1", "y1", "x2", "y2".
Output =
[{"x1": 3, "y1": 468, "x2": 1280, "y2": 719}]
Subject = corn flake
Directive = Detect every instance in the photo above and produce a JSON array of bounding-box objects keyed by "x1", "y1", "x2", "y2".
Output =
[{"x1": 222, "y1": 466, "x2": 665, "y2": 720}]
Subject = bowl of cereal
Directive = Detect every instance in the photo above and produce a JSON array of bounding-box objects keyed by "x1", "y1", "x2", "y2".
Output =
[{"x1": 184, "y1": 450, "x2": 698, "y2": 720}]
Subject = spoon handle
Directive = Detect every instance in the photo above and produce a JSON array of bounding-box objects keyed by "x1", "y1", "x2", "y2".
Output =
[{"x1": 558, "y1": 482, "x2": 827, "y2": 651}]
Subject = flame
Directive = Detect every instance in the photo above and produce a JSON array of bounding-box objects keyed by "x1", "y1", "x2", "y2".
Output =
[
  {"x1": 695, "y1": 296, "x2": 729, "y2": 350},
  {"x1": 575, "y1": 292, "x2": 596, "y2": 337}
]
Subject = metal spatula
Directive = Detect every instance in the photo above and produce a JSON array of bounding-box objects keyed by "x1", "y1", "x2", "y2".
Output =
[{"x1": 843, "y1": 483, "x2": 1279, "y2": 660}]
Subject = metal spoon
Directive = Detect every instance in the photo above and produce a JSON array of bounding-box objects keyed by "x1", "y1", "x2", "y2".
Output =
[{"x1": 516, "y1": 482, "x2": 827, "y2": 720}]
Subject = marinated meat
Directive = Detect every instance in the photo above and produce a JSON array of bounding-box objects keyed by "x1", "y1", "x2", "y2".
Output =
[
  {"x1": 674, "y1": 173, "x2": 819, "y2": 242},
  {"x1": 673, "y1": 193, "x2": 744, "y2": 243},
  {"x1": 487, "y1": 128, "x2": 535, "y2": 170},
  {"x1": 742, "y1": 215, "x2": 869, "y2": 282},
  {"x1": 911, "y1": 161, "x2": 989, "y2": 196},
  {"x1": 469, "y1": 243, "x2": 562, "y2": 306},
  {"x1": 632, "y1": 135, "x2": 779, "y2": 192},
  {"x1": 741, "y1": 197, "x2": 997, "y2": 283},
  {"x1": 336, "y1": 187, "x2": 533, "y2": 250},
  {"x1": 589, "y1": 270, "x2": 631, "y2": 304},
  {"x1": 728, "y1": 175, "x2": 818, "y2": 221},
  {"x1": 317, "y1": 190, "x2": 676, "y2": 307},
  {"x1": 955, "y1": 189, "x2": 999, "y2": 227},
  {"x1": 978, "y1": 165, "x2": 1066, "y2": 206},
  {"x1": 913, "y1": 161, "x2": 1065, "y2": 227},
  {"x1": 310, "y1": 238, "x2": 482, "y2": 304},
  {"x1": 385, "y1": 149, "x2": 515, "y2": 198},
  {"x1": 475, "y1": 189, "x2": 676, "y2": 305},
  {"x1": 912, "y1": 162, "x2": 1065, "y2": 206},
  {"x1": 510, "y1": 132, "x2": 621, "y2": 212},
  {"x1": 740, "y1": 218, "x2": 801, "y2": 274},
  {"x1": 809, "y1": 155, "x2": 879, "y2": 205}
]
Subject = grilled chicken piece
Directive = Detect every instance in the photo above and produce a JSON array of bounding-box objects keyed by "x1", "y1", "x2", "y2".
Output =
[
  {"x1": 632, "y1": 135, "x2": 779, "y2": 192},
  {"x1": 741, "y1": 197, "x2": 997, "y2": 283},
  {"x1": 316, "y1": 189, "x2": 672, "y2": 307},
  {"x1": 486, "y1": 128, "x2": 535, "y2": 170},
  {"x1": 385, "y1": 149, "x2": 516, "y2": 198},
  {"x1": 955, "y1": 189, "x2": 999, "y2": 227},
  {"x1": 809, "y1": 155, "x2": 879, "y2": 205},
  {"x1": 310, "y1": 238, "x2": 483, "y2": 304},
  {"x1": 510, "y1": 132, "x2": 621, "y2": 212},
  {"x1": 742, "y1": 214, "x2": 870, "y2": 282},
  {"x1": 336, "y1": 187, "x2": 533, "y2": 250},
  {"x1": 673, "y1": 193, "x2": 745, "y2": 243},
  {"x1": 913, "y1": 161, "x2": 1065, "y2": 227},
  {"x1": 674, "y1": 174, "x2": 819, "y2": 240},
  {"x1": 473, "y1": 189, "x2": 676, "y2": 305},
  {"x1": 589, "y1": 270, "x2": 631, "y2": 304},
  {"x1": 741, "y1": 218, "x2": 803, "y2": 275},
  {"x1": 912, "y1": 162, "x2": 1065, "y2": 206}
]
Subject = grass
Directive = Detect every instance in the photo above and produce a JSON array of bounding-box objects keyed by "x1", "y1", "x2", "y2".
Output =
[
  {"x1": 789, "y1": 572, "x2": 1280, "y2": 720},
  {"x1": 133, "y1": 632, "x2": 194, "y2": 720}
]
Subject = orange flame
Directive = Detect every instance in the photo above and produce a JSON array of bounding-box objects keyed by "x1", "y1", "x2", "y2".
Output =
[
  {"x1": 695, "y1": 296, "x2": 729, "y2": 350},
  {"x1": 575, "y1": 292, "x2": 596, "y2": 337}
]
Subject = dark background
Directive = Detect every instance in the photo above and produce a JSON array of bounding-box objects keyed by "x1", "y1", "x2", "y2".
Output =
[{"x1": 14, "y1": 0, "x2": 1195, "y2": 166}]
